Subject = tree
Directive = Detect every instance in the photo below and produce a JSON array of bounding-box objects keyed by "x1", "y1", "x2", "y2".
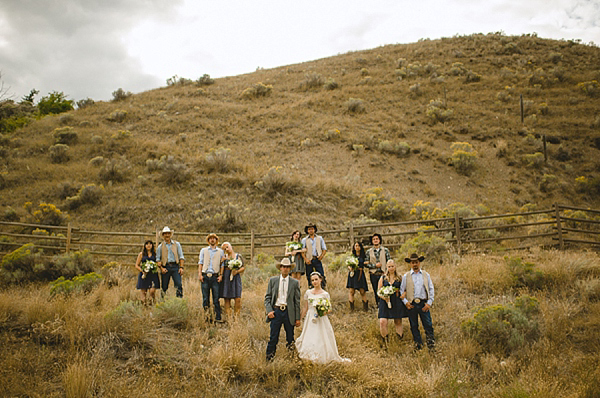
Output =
[{"x1": 37, "y1": 91, "x2": 74, "y2": 115}]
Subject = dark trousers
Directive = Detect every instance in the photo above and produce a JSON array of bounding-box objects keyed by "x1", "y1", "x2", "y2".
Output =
[
  {"x1": 266, "y1": 307, "x2": 295, "y2": 361},
  {"x1": 407, "y1": 301, "x2": 435, "y2": 349},
  {"x1": 161, "y1": 264, "x2": 183, "y2": 298},
  {"x1": 370, "y1": 273, "x2": 383, "y2": 305},
  {"x1": 305, "y1": 258, "x2": 326, "y2": 288},
  {"x1": 201, "y1": 273, "x2": 221, "y2": 321}
]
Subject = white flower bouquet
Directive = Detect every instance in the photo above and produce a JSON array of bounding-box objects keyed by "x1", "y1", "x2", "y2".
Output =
[
  {"x1": 286, "y1": 241, "x2": 303, "y2": 262},
  {"x1": 227, "y1": 258, "x2": 243, "y2": 281},
  {"x1": 377, "y1": 285, "x2": 398, "y2": 308},
  {"x1": 345, "y1": 255, "x2": 359, "y2": 277},
  {"x1": 308, "y1": 297, "x2": 331, "y2": 323},
  {"x1": 141, "y1": 260, "x2": 158, "y2": 279}
]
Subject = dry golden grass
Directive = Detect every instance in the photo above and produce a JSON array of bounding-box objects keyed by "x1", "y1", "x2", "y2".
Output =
[{"x1": 0, "y1": 251, "x2": 598, "y2": 396}]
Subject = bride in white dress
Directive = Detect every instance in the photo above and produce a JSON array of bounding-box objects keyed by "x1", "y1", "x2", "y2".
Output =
[{"x1": 295, "y1": 272, "x2": 350, "y2": 363}]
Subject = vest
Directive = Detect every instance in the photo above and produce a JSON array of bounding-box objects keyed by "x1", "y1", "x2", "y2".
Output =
[
  {"x1": 405, "y1": 270, "x2": 430, "y2": 302},
  {"x1": 160, "y1": 241, "x2": 180, "y2": 266},
  {"x1": 202, "y1": 247, "x2": 223, "y2": 273},
  {"x1": 368, "y1": 247, "x2": 388, "y2": 274},
  {"x1": 304, "y1": 236, "x2": 323, "y2": 262}
]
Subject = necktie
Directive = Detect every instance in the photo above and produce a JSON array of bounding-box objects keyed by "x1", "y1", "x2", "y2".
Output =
[{"x1": 282, "y1": 278, "x2": 286, "y2": 300}]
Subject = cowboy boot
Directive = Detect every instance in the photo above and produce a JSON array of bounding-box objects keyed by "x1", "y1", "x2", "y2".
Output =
[
  {"x1": 381, "y1": 335, "x2": 389, "y2": 349},
  {"x1": 363, "y1": 301, "x2": 369, "y2": 312},
  {"x1": 349, "y1": 301, "x2": 355, "y2": 311}
]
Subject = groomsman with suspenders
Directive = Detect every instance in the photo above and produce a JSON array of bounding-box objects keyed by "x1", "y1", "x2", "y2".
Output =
[{"x1": 302, "y1": 223, "x2": 327, "y2": 289}]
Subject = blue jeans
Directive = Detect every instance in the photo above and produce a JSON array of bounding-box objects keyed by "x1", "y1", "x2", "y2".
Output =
[
  {"x1": 161, "y1": 264, "x2": 183, "y2": 298},
  {"x1": 407, "y1": 301, "x2": 435, "y2": 349},
  {"x1": 201, "y1": 273, "x2": 221, "y2": 321},
  {"x1": 306, "y1": 258, "x2": 326, "y2": 288},
  {"x1": 266, "y1": 307, "x2": 295, "y2": 361},
  {"x1": 369, "y1": 272, "x2": 383, "y2": 305}
]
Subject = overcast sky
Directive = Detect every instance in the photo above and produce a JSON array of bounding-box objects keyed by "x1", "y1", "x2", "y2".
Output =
[{"x1": 1, "y1": 0, "x2": 599, "y2": 102}]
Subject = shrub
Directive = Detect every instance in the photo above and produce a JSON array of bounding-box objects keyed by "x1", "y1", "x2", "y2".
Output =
[
  {"x1": 254, "y1": 166, "x2": 303, "y2": 196},
  {"x1": 211, "y1": 203, "x2": 247, "y2": 232},
  {"x1": 461, "y1": 296, "x2": 540, "y2": 355},
  {"x1": 111, "y1": 88, "x2": 132, "y2": 102},
  {"x1": 378, "y1": 140, "x2": 411, "y2": 157},
  {"x1": 197, "y1": 74, "x2": 215, "y2": 86},
  {"x1": 65, "y1": 184, "x2": 104, "y2": 210},
  {"x1": 352, "y1": 144, "x2": 364, "y2": 155},
  {"x1": 449, "y1": 62, "x2": 467, "y2": 76},
  {"x1": 360, "y1": 68, "x2": 369, "y2": 76},
  {"x1": 111, "y1": 130, "x2": 131, "y2": 139},
  {"x1": 37, "y1": 91, "x2": 74, "y2": 115},
  {"x1": 405, "y1": 63, "x2": 422, "y2": 77},
  {"x1": 323, "y1": 129, "x2": 341, "y2": 141},
  {"x1": 107, "y1": 110, "x2": 127, "y2": 122},
  {"x1": 166, "y1": 75, "x2": 193, "y2": 86},
  {"x1": 464, "y1": 70, "x2": 482, "y2": 83},
  {"x1": 539, "y1": 102, "x2": 549, "y2": 115},
  {"x1": 155, "y1": 155, "x2": 191, "y2": 184},
  {"x1": 539, "y1": 174, "x2": 558, "y2": 193},
  {"x1": 409, "y1": 83, "x2": 422, "y2": 96},
  {"x1": 399, "y1": 229, "x2": 447, "y2": 261},
  {"x1": 0, "y1": 243, "x2": 38, "y2": 284},
  {"x1": 426, "y1": 99, "x2": 453, "y2": 124},
  {"x1": 324, "y1": 78, "x2": 339, "y2": 90},
  {"x1": 576, "y1": 80, "x2": 599, "y2": 97},
  {"x1": 90, "y1": 135, "x2": 103, "y2": 145},
  {"x1": 449, "y1": 142, "x2": 477, "y2": 175},
  {"x1": 241, "y1": 82, "x2": 272, "y2": 99},
  {"x1": 2, "y1": 206, "x2": 19, "y2": 222},
  {"x1": 76, "y1": 98, "x2": 95, "y2": 109},
  {"x1": 360, "y1": 187, "x2": 403, "y2": 221},
  {"x1": 49, "y1": 272, "x2": 103, "y2": 296},
  {"x1": 205, "y1": 147, "x2": 232, "y2": 173},
  {"x1": 28, "y1": 202, "x2": 68, "y2": 226},
  {"x1": 105, "y1": 300, "x2": 144, "y2": 323},
  {"x1": 549, "y1": 52, "x2": 563, "y2": 63},
  {"x1": 523, "y1": 152, "x2": 545, "y2": 168},
  {"x1": 300, "y1": 73, "x2": 324, "y2": 90},
  {"x1": 506, "y1": 256, "x2": 547, "y2": 290},
  {"x1": 58, "y1": 114, "x2": 74, "y2": 125},
  {"x1": 53, "y1": 127, "x2": 78, "y2": 145},
  {"x1": 49, "y1": 144, "x2": 70, "y2": 163},
  {"x1": 345, "y1": 98, "x2": 366, "y2": 114},
  {"x1": 99, "y1": 158, "x2": 131, "y2": 182},
  {"x1": 155, "y1": 297, "x2": 189, "y2": 329},
  {"x1": 89, "y1": 156, "x2": 104, "y2": 167}
]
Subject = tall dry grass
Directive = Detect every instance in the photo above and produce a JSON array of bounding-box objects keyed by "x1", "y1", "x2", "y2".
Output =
[{"x1": 0, "y1": 251, "x2": 598, "y2": 396}]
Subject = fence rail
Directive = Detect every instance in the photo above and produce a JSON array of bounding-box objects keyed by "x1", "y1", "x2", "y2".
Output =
[{"x1": 1, "y1": 203, "x2": 598, "y2": 263}]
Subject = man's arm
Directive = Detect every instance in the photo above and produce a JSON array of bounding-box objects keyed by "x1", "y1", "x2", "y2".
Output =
[
  {"x1": 384, "y1": 247, "x2": 391, "y2": 262},
  {"x1": 265, "y1": 278, "x2": 275, "y2": 318},
  {"x1": 197, "y1": 248, "x2": 204, "y2": 282},
  {"x1": 293, "y1": 281, "x2": 301, "y2": 327},
  {"x1": 401, "y1": 274, "x2": 411, "y2": 307},
  {"x1": 156, "y1": 244, "x2": 162, "y2": 267}
]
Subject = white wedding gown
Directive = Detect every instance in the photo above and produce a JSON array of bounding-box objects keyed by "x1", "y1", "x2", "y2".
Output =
[{"x1": 295, "y1": 290, "x2": 350, "y2": 364}]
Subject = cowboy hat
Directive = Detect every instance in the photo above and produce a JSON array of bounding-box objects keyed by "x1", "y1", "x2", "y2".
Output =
[
  {"x1": 370, "y1": 233, "x2": 383, "y2": 245},
  {"x1": 276, "y1": 257, "x2": 292, "y2": 270},
  {"x1": 304, "y1": 223, "x2": 318, "y2": 234},
  {"x1": 405, "y1": 253, "x2": 425, "y2": 263},
  {"x1": 160, "y1": 226, "x2": 173, "y2": 236},
  {"x1": 206, "y1": 233, "x2": 219, "y2": 243}
]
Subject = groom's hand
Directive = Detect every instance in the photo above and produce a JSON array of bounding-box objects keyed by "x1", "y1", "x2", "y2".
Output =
[
  {"x1": 295, "y1": 320, "x2": 301, "y2": 327},
  {"x1": 267, "y1": 311, "x2": 275, "y2": 319}
]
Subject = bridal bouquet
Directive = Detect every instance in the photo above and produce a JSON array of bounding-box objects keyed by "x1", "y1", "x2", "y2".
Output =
[
  {"x1": 141, "y1": 260, "x2": 158, "y2": 279},
  {"x1": 377, "y1": 285, "x2": 398, "y2": 308},
  {"x1": 286, "y1": 241, "x2": 303, "y2": 262},
  {"x1": 227, "y1": 258, "x2": 243, "y2": 281},
  {"x1": 309, "y1": 297, "x2": 331, "y2": 323},
  {"x1": 345, "y1": 255, "x2": 359, "y2": 277}
]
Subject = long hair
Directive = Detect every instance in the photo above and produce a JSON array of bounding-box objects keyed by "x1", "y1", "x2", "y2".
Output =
[
  {"x1": 290, "y1": 230, "x2": 302, "y2": 242},
  {"x1": 383, "y1": 260, "x2": 402, "y2": 281},
  {"x1": 143, "y1": 240, "x2": 156, "y2": 257},
  {"x1": 352, "y1": 241, "x2": 366, "y2": 259}
]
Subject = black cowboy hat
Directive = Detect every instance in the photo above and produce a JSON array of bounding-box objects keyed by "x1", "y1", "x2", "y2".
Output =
[
  {"x1": 304, "y1": 223, "x2": 318, "y2": 234},
  {"x1": 370, "y1": 233, "x2": 383, "y2": 245},
  {"x1": 405, "y1": 253, "x2": 425, "y2": 263}
]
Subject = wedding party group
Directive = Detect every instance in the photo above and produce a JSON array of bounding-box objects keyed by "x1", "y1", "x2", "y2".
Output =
[{"x1": 134, "y1": 223, "x2": 435, "y2": 365}]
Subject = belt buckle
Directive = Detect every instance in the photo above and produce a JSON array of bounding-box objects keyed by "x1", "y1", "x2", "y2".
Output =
[
  {"x1": 414, "y1": 298, "x2": 421, "y2": 304},
  {"x1": 207, "y1": 273, "x2": 213, "y2": 278},
  {"x1": 280, "y1": 304, "x2": 287, "y2": 311}
]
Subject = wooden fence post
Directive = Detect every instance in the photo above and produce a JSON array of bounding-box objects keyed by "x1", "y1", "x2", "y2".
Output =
[
  {"x1": 348, "y1": 224, "x2": 354, "y2": 249},
  {"x1": 65, "y1": 222, "x2": 72, "y2": 254},
  {"x1": 520, "y1": 94, "x2": 524, "y2": 124},
  {"x1": 555, "y1": 203, "x2": 564, "y2": 250},
  {"x1": 543, "y1": 135, "x2": 548, "y2": 163},
  {"x1": 454, "y1": 213, "x2": 462, "y2": 255},
  {"x1": 250, "y1": 230, "x2": 255, "y2": 264},
  {"x1": 155, "y1": 227, "x2": 160, "y2": 250}
]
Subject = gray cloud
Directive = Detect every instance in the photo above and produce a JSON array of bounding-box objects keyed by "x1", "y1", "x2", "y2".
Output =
[{"x1": 0, "y1": 0, "x2": 181, "y2": 101}]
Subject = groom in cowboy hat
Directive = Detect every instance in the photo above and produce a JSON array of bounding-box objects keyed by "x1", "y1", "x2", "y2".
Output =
[
  {"x1": 265, "y1": 257, "x2": 301, "y2": 361},
  {"x1": 156, "y1": 226, "x2": 185, "y2": 298},
  {"x1": 301, "y1": 222, "x2": 327, "y2": 288},
  {"x1": 400, "y1": 253, "x2": 435, "y2": 350}
]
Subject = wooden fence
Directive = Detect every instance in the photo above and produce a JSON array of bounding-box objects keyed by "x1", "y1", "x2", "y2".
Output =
[{"x1": 1, "y1": 203, "x2": 598, "y2": 264}]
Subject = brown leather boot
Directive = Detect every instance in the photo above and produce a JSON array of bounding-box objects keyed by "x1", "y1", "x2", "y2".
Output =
[
  {"x1": 363, "y1": 301, "x2": 369, "y2": 311},
  {"x1": 349, "y1": 301, "x2": 355, "y2": 311}
]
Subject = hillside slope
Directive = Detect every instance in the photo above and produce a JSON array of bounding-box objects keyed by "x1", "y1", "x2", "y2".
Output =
[{"x1": 1, "y1": 33, "x2": 600, "y2": 233}]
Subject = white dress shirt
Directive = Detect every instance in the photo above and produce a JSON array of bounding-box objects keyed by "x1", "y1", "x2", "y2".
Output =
[{"x1": 275, "y1": 275, "x2": 289, "y2": 307}]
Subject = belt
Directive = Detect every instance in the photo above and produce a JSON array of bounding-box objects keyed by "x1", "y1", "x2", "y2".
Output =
[
  {"x1": 274, "y1": 304, "x2": 287, "y2": 311},
  {"x1": 202, "y1": 272, "x2": 217, "y2": 278},
  {"x1": 412, "y1": 298, "x2": 427, "y2": 304},
  {"x1": 166, "y1": 262, "x2": 178, "y2": 266}
]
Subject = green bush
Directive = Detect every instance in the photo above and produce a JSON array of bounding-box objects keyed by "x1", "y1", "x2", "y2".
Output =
[
  {"x1": 360, "y1": 187, "x2": 403, "y2": 221},
  {"x1": 49, "y1": 144, "x2": 70, "y2": 163},
  {"x1": 399, "y1": 229, "x2": 447, "y2": 261},
  {"x1": 197, "y1": 74, "x2": 215, "y2": 86},
  {"x1": 27, "y1": 202, "x2": 68, "y2": 226},
  {"x1": 205, "y1": 147, "x2": 232, "y2": 173},
  {"x1": 506, "y1": 256, "x2": 547, "y2": 290},
  {"x1": 65, "y1": 184, "x2": 104, "y2": 210},
  {"x1": 155, "y1": 297, "x2": 189, "y2": 329},
  {"x1": 37, "y1": 91, "x2": 74, "y2": 115},
  {"x1": 450, "y1": 142, "x2": 477, "y2": 175},
  {"x1": 300, "y1": 73, "x2": 324, "y2": 90},
  {"x1": 105, "y1": 300, "x2": 144, "y2": 324},
  {"x1": 345, "y1": 98, "x2": 366, "y2": 114},
  {"x1": 465, "y1": 70, "x2": 482, "y2": 83},
  {"x1": 577, "y1": 80, "x2": 599, "y2": 97},
  {"x1": 378, "y1": 140, "x2": 411, "y2": 157},
  {"x1": 426, "y1": 99, "x2": 453, "y2": 124},
  {"x1": 53, "y1": 127, "x2": 78, "y2": 145},
  {"x1": 155, "y1": 155, "x2": 191, "y2": 184},
  {"x1": 107, "y1": 110, "x2": 127, "y2": 122},
  {"x1": 0, "y1": 243, "x2": 38, "y2": 284},
  {"x1": 111, "y1": 88, "x2": 132, "y2": 102},
  {"x1": 524, "y1": 152, "x2": 545, "y2": 168},
  {"x1": 2, "y1": 206, "x2": 19, "y2": 222},
  {"x1": 461, "y1": 295, "x2": 540, "y2": 355},
  {"x1": 254, "y1": 166, "x2": 303, "y2": 196},
  {"x1": 99, "y1": 158, "x2": 131, "y2": 182},
  {"x1": 324, "y1": 78, "x2": 339, "y2": 90},
  {"x1": 49, "y1": 272, "x2": 103, "y2": 296},
  {"x1": 539, "y1": 174, "x2": 558, "y2": 192},
  {"x1": 241, "y1": 82, "x2": 272, "y2": 99},
  {"x1": 76, "y1": 98, "x2": 95, "y2": 109}
]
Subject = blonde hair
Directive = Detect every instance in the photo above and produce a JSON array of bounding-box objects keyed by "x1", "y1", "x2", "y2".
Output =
[{"x1": 384, "y1": 259, "x2": 402, "y2": 281}]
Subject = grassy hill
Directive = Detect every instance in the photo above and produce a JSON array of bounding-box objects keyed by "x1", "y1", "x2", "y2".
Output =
[{"x1": 1, "y1": 33, "x2": 599, "y2": 234}]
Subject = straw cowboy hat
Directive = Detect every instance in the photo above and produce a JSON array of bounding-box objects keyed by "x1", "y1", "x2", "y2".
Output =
[
  {"x1": 206, "y1": 233, "x2": 219, "y2": 243},
  {"x1": 405, "y1": 253, "x2": 426, "y2": 263},
  {"x1": 276, "y1": 257, "x2": 292, "y2": 270},
  {"x1": 304, "y1": 223, "x2": 318, "y2": 234},
  {"x1": 160, "y1": 226, "x2": 173, "y2": 236}
]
